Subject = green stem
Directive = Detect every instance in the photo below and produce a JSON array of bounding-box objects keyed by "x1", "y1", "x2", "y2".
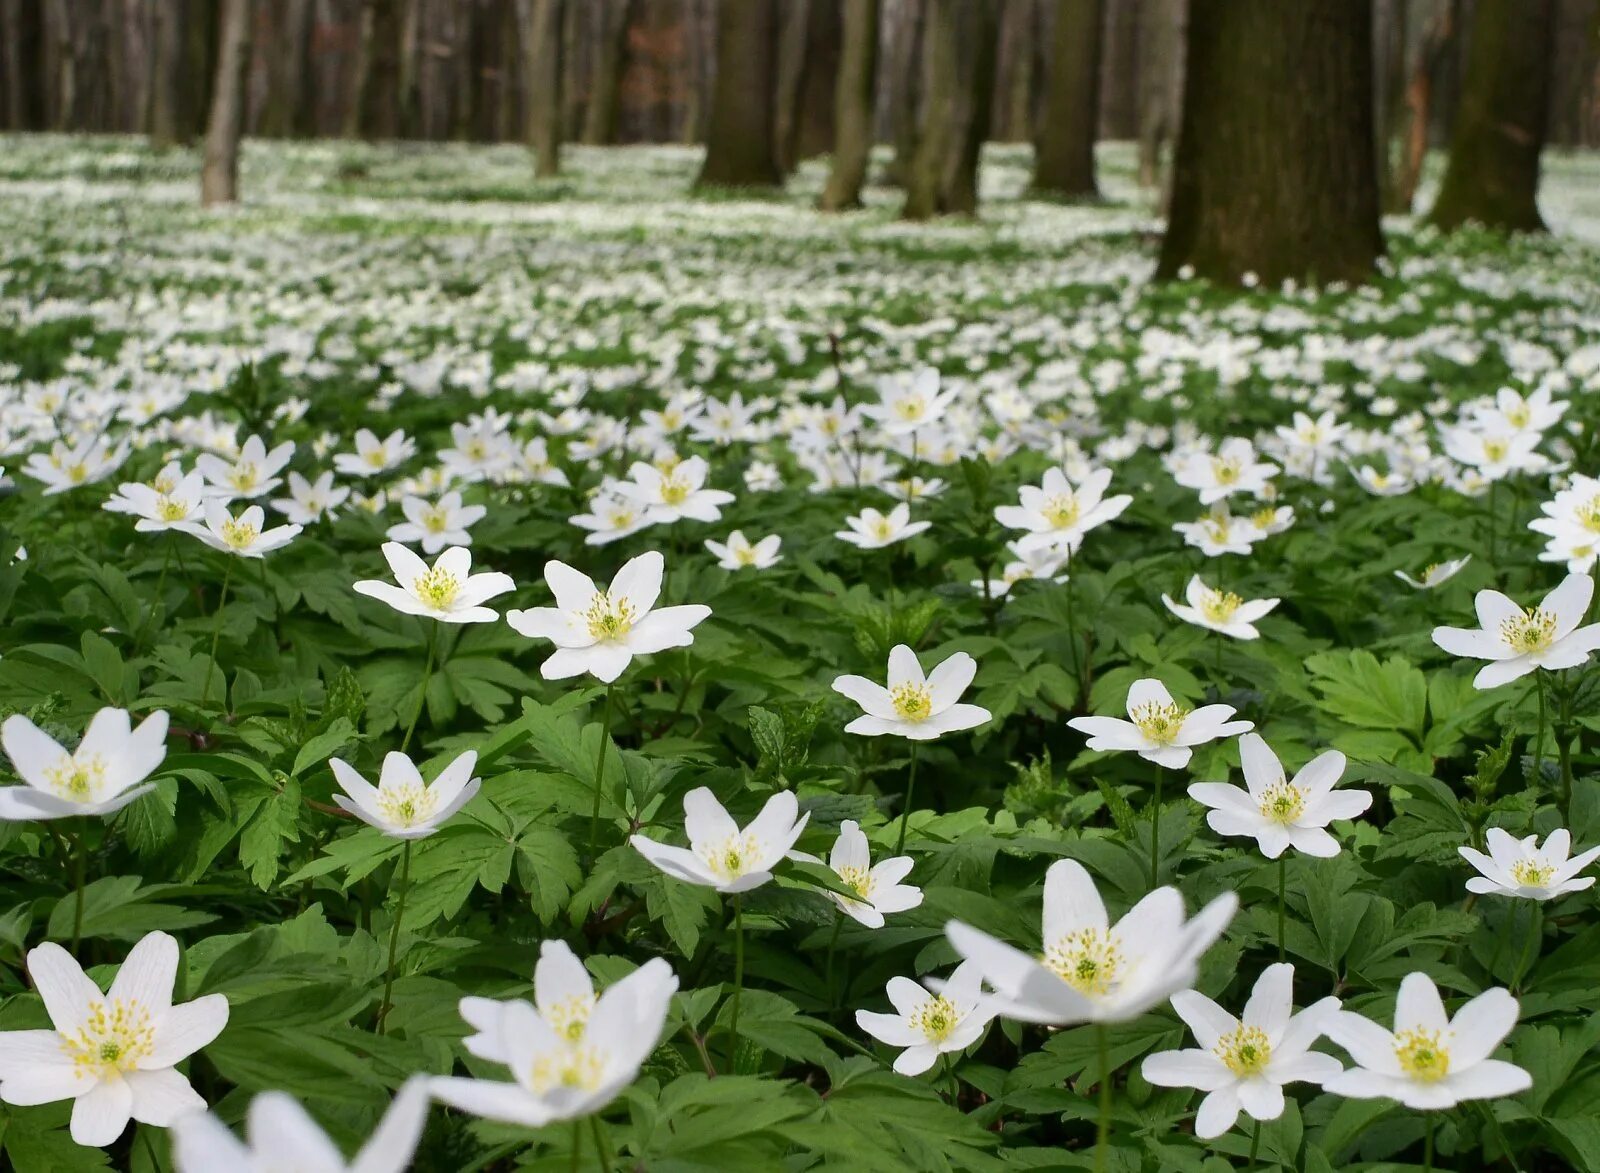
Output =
[
  {"x1": 376, "y1": 840, "x2": 413, "y2": 1035},
  {"x1": 589, "y1": 1114, "x2": 613, "y2": 1171},
  {"x1": 135, "y1": 533, "x2": 176, "y2": 652},
  {"x1": 569, "y1": 1119, "x2": 583, "y2": 1173},
  {"x1": 824, "y1": 911, "x2": 843, "y2": 1011},
  {"x1": 1277, "y1": 855, "x2": 1287, "y2": 963},
  {"x1": 1247, "y1": 1116, "x2": 1261, "y2": 1171},
  {"x1": 399, "y1": 623, "x2": 437, "y2": 753},
  {"x1": 1423, "y1": 1113, "x2": 1434, "y2": 1172},
  {"x1": 588, "y1": 683, "x2": 616, "y2": 857},
  {"x1": 727, "y1": 894, "x2": 744, "y2": 1074},
  {"x1": 1558, "y1": 672, "x2": 1575, "y2": 819},
  {"x1": 895, "y1": 741, "x2": 921, "y2": 856},
  {"x1": 1488, "y1": 481, "x2": 1499, "y2": 569},
  {"x1": 1477, "y1": 1101, "x2": 1523, "y2": 1173},
  {"x1": 199, "y1": 560, "x2": 234, "y2": 710},
  {"x1": 1149, "y1": 765, "x2": 1163, "y2": 889},
  {"x1": 1534, "y1": 672, "x2": 1547, "y2": 783},
  {"x1": 1094, "y1": 1024, "x2": 1113, "y2": 1173}
]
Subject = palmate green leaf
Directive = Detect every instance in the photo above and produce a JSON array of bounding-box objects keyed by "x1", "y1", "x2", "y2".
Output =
[
  {"x1": 405, "y1": 823, "x2": 517, "y2": 927},
  {"x1": 1306, "y1": 649, "x2": 1427, "y2": 734},
  {"x1": 44, "y1": 875, "x2": 216, "y2": 942},
  {"x1": 238, "y1": 773, "x2": 304, "y2": 890}
]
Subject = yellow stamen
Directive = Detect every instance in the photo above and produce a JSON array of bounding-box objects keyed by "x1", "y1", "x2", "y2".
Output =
[
  {"x1": 1214, "y1": 1025, "x2": 1273, "y2": 1076},
  {"x1": 1041, "y1": 928, "x2": 1121, "y2": 996},
  {"x1": 1394, "y1": 1029, "x2": 1450, "y2": 1082}
]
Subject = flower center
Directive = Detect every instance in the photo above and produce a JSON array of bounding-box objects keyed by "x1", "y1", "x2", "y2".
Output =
[
  {"x1": 909, "y1": 995, "x2": 959, "y2": 1042},
  {"x1": 1577, "y1": 495, "x2": 1600, "y2": 533},
  {"x1": 1042, "y1": 927, "x2": 1122, "y2": 996},
  {"x1": 376, "y1": 781, "x2": 437, "y2": 828},
  {"x1": 1211, "y1": 457, "x2": 1242, "y2": 485},
  {"x1": 66, "y1": 999, "x2": 156, "y2": 1077},
  {"x1": 894, "y1": 396, "x2": 926, "y2": 422},
  {"x1": 422, "y1": 506, "x2": 450, "y2": 534},
  {"x1": 1130, "y1": 701, "x2": 1188, "y2": 746},
  {"x1": 544, "y1": 994, "x2": 596, "y2": 1042},
  {"x1": 530, "y1": 1045, "x2": 606, "y2": 1093},
  {"x1": 153, "y1": 470, "x2": 179, "y2": 494},
  {"x1": 1214, "y1": 1025, "x2": 1273, "y2": 1077},
  {"x1": 1483, "y1": 439, "x2": 1508, "y2": 463},
  {"x1": 1042, "y1": 495, "x2": 1081, "y2": 529},
  {"x1": 1506, "y1": 405, "x2": 1530, "y2": 428},
  {"x1": 67, "y1": 462, "x2": 89, "y2": 484},
  {"x1": 366, "y1": 448, "x2": 388, "y2": 468},
  {"x1": 836, "y1": 865, "x2": 873, "y2": 901},
  {"x1": 584, "y1": 592, "x2": 636, "y2": 641},
  {"x1": 1509, "y1": 859, "x2": 1554, "y2": 888},
  {"x1": 659, "y1": 477, "x2": 691, "y2": 506},
  {"x1": 1199, "y1": 588, "x2": 1243, "y2": 624},
  {"x1": 1499, "y1": 607, "x2": 1556, "y2": 655},
  {"x1": 46, "y1": 753, "x2": 106, "y2": 803},
  {"x1": 1257, "y1": 779, "x2": 1307, "y2": 825},
  {"x1": 704, "y1": 833, "x2": 761, "y2": 881},
  {"x1": 890, "y1": 682, "x2": 933, "y2": 722},
  {"x1": 1394, "y1": 1029, "x2": 1451, "y2": 1082},
  {"x1": 413, "y1": 566, "x2": 461, "y2": 609},
  {"x1": 735, "y1": 545, "x2": 758, "y2": 566},
  {"x1": 1250, "y1": 508, "x2": 1277, "y2": 529},
  {"x1": 872, "y1": 519, "x2": 895, "y2": 541},
  {"x1": 227, "y1": 462, "x2": 259, "y2": 491},
  {"x1": 220, "y1": 516, "x2": 258, "y2": 550},
  {"x1": 156, "y1": 495, "x2": 190, "y2": 522}
]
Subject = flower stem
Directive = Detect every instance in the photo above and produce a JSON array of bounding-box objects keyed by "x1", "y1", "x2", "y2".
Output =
[
  {"x1": 1534, "y1": 671, "x2": 1547, "y2": 783},
  {"x1": 399, "y1": 622, "x2": 437, "y2": 753},
  {"x1": 727, "y1": 894, "x2": 744, "y2": 1074},
  {"x1": 46, "y1": 824, "x2": 84, "y2": 950},
  {"x1": 824, "y1": 911, "x2": 843, "y2": 1011},
  {"x1": 1247, "y1": 1116, "x2": 1261, "y2": 1171},
  {"x1": 1277, "y1": 855, "x2": 1287, "y2": 962},
  {"x1": 1149, "y1": 765, "x2": 1163, "y2": 889},
  {"x1": 376, "y1": 839, "x2": 413, "y2": 1035},
  {"x1": 1094, "y1": 1023, "x2": 1113, "y2": 1173},
  {"x1": 1423, "y1": 1113, "x2": 1434, "y2": 1172},
  {"x1": 590, "y1": 1114, "x2": 613, "y2": 1170},
  {"x1": 587, "y1": 683, "x2": 616, "y2": 857},
  {"x1": 569, "y1": 1119, "x2": 583, "y2": 1173},
  {"x1": 199, "y1": 559, "x2": 234, "y2": 710},
  {"x1": 135, "y1": 532, "x2": 176, "y2": 653},
  {"x1": 895, "y1": 741, "x2": 920, "y2": 856}
]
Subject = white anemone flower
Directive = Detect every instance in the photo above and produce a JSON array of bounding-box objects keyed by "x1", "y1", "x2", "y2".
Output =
[
  {"x1": 0, "y1": 931, "x2": 229, "y2": 1146},
  {"x1": 1323, "y1": 973, "x2": 1531, "y2": 1110},
  {"x1": 1188, "y1": 734, "x2": 1371, "y2": 859},
  {"x1": 1458, "y1": 827, "x2": 1600, "y2": 901},
  {"x1": 832, "y1": 645, "x2": 991, "y2": 741},
  {"x1": 195, "y1": 435, "x2": 295, "y2": 499},
  {"x1": 333, "y1": 428, "x2": 416, "y2": 478},
  {"x1": 353, "y1": 543, "x2": 515, "y2": 624},
  {"x1": 271, "y1": 470, "x2": 349, "y2": 525},
  {"x1": 1067, "y1": 678, "x2": 1252, "y2": 769},
  {"x1": 386, "y1": 491, "x2": 487, "y2": 554},
  {"x1": 172, "y1": 1080, "x2": 430, "y2": 1173},
  {"x1": 1395, "y1": 555, "x2": 1471, "y2": 590},
  {"x1": 614, "y1": 456, "x2": 735, "y2": 524},
  {"x1": 105, "y1": 464, "x2": 210, "y2": 532},
  {"x1": 856, "y1": 961, "x2": 994, "y2": 1076},
  {"x1": 862, "y1": 367, "x2": 957, "y2": 435},
  {"x1": 182, "y1": 502, "x2": 302, "y2": 558},
  {"x1": 1162, "y1": 575, "x2": 1279, "y2": 640},
  {"x1": 23, "y1": 438, "x2": 129, "y2": 495},
  {"x1": 992, "y1": 467, "x2": 1131, "y2": 555},
  {"x1": 0, "y1": 708, "x2": 169, "y2": 821},
  {"x1": 1142, "y1": 963, "x2": 1342, "y2": 1139},
  {"x1": 945, "y1": 859, "x2": 1238, "y2": 1025},
  {"x1": 835, "y1": 503, "x2": 931, "y2": 549},
  {"x1": 1172, "y1": 438, "x2": 1279, "y2": 505},
  {"x1": 803, "y1": 820, "x2": 922, "y2": 928},
  {"x1": 630, "y1": 787, "x2": 809, "y2": 893},
  {"x1": 705, "y1": 530, "x2": 782, "y2": 570},
  {"x1": 329, "y1": 750, "x2": 481, "y2": 839},
  {"x1": 1432, "y1": 573, "x2": 1600, "y2": 689}
]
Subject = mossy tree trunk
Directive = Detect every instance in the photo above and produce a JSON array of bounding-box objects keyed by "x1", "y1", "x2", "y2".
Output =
[
  {"x1": 1156, "y1": 0, "x2": 1383, "y2": 286},
  {"x1": 820, "y1": 0, "x2": 880, "y2": 210},
  {"x1": 582, "y1": 0, "x2": 637, "y2": 145},
  {"x1": 527, "y1": 0, "x2": 565, "y2": 177},
  {"x1": 201, "y1": 0, "x2": 251, "y2": 207},
  {"x1": 1033, "y1": 0, "x2": 1103, "y2": 198},
  {"x1": 696, "y1": 0, "x2": 783, "y2": 189},
  {"x1": 902, "y1": 0, "x2": 1000, "y2": 219},
  {"x1": 1427, "y1": 0, "x2": 1553, "y2": 232}
]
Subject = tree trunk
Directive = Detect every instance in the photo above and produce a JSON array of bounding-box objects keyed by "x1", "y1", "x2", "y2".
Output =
[
  {"x1": 1428, "y1": 0, "x2": 1554, "y2": 232},
  {"x1": 820, "y1": 0, "x2": 880, "y2": 209},
  {"x1": 773, "y1": 0, "x2": 813, "y2": 172},
  {"x1": 146, "y1": 0, "x2": 183, "y2": 145},
  {"x1": 1156, "y1": 0, "x2": 1383, "y2": 286},
  {"x1": 999, "y1": 0, "x2": 1038, "y2": 142},
  {"x1": 2, "y1": 0, "x2": 47, "y2": 130},
  {"x1": 583, "y1": 0, "x2": 636, "y2": 144},
  {"x1": 696, "y1": 0, "x2": 783, "y2": 188},
  {"x1": 1387, "y1": 0, "x2": 1456, "y2": 213},
  {"x1": 351, "y1": 0, "x2": 402, "y2": 139},
  {"x1": 1033, "y1": 0, "x2": 1103, "y2": 198},
  {"x1": 527, "y1": 0, "x2": 565, "y2": 176},
  {"x1": 902, "y1": 0, "x2": 1000, "y2": 219},
  {"x1": 1136, "y1": 0, "x2": 1182, "y2": 190},
  {"x1": 887, "y1": 0, "x2": 927, "y2": 185},
  {"x1": 201, "y1": 0, "x2": 252, "y2": 206}
]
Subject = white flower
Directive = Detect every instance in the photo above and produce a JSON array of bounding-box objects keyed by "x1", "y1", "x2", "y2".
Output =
[
  {"x1": 0, "y1": 931, "x2": 229, "y2": 1146},
  {"x1": 1067, "y1": 678, "x2": 1251, "y2": 769},
  {"x1": 1441, "y1": 424, "x2": 1545, "y2": 481},
  {"x1": 1432, "y1": 573, "x2": 1600, "y2": 689},
  {"x1": 23, "y1": 438, "x2": 129, "y2": 495},
  {"x1": 1162, "y1": 575, "x2": 1279, "y2": 640},
  {"x1": 570, "y1": 493, "x2": 651, "y2": 546},
  {"x1": 386, "y1": 491, "x2": 486, "y2": 554},
  {"x1": 0, "y1": 708, "x2": 169, "y2": 821},
  {"x1": 353, "y1": 543, "x2": 515, "y2": 624},
  {"x1": 182, "y1": 502, "x2": 303, "y2": 558},
  {"x1": 832, "y1": 645, "x2": 991, "y2": 741},
  {"x1": 993, "y1": 467, "x2": 1131, "y2": 555},
  {"x1": 271, "y1": 470, "x2": 349, "y2": 525},
  {"x1": 806, "y1": 821, "x2": 922, "y2": 928},
  {"x1": 430, "y1": 948, "x2": 678, "y2": 1127},
  {"x1": 969, "y1": 541, "x2": 1070, "y2": 598},
  {"x1": 105, "y1": 465, "x2": 210, "y2": 532},
  {"x1": 505, "y1": 550, "x2": 710, "y2": 683},
  {"x1": 195, "y1": 435, "x2": 295, "y2": 499},
  {"x1": 330, "y1": 750, "x2": 481, "y2": 839},
  {"x1": 1395, "y1": 556, "x2": 1471, "y2": 590},
  {"x1": 1142, "y1": 963, "x2": 1342, "y2": 1139},
  {"x1": 614, "y1": 456, "x2": 735, "y2": 524},
  {"x1": 459, "y1": 941, "x2": 677, "y2": 1064},
  {"x1": 172, "y1": 1079, "x2": 429, "y2": 1173},
  {"x1": 835, "y1": 503, "x2": 931, "y2": 550},
  {"x1": 1458, "y1": 827, "x2": 1600, "y2": 901},
  {"x1": 862, "y1": 367, "x2": 956, "y2": 435},
  {"x1": 1188, "y1": 734, "x2": 1371, "y2": 859},
  {"x1": 945, "y1": 858, "x2": 1237, "y2": 1025},
  {"x1": 1323, "y1": 973, "x2": 1531, "y2": 1110},
  {"x1": 1173, "y1": 507, "x2": 1264, "y2": 558},
  {"x1": 856, "y1": 961, "x2": 993, "y2": 1076},
  {"x1": 1353, "y1": 466, "x2": 1413, "y2": 497},
  {"x1": 333, "y1": 428, "x2": 415, "y2": 478},
  {"x1": 705, "y1": 530, "x2": 782, "y2": 571},
  {"x1": 1172, "y1": 438, "x2": 1278, "y2": 505},
  {"x1": 630, "y1": 787, "x2": 809, "y2": 893}
]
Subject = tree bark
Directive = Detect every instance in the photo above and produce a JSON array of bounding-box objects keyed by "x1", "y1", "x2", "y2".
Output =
[
  {"x1": 1033, "y1": 0, "x2": 1103, "y2": 198},
  {"x1": 773, "y1": 0, "x2": 813, "y2": 172},
  {"x1": 582, "y1": 0, "x2": 636, "y2": 144},
  {"x1": 820, "y1": 0, "x2": 880, "y2": 209},
  {"x1": 201, "y1": 0, "x2": 252, "y2": 206},
  {"x1": 2, "y1": 0, "x2": 46, "y2": 130},
  {"x1": 146, "y1": 0, "x2": 184, "y2": 145},
  {"x1": 999, "y1": 0, "x2": 1038, "y2": 142},
  {"x1": 527, "y1": 0, "x2": 565, "y2": 176},
  {"x1": 1428, "y1": 0, "x2": 1554, "y2": 232},
  {"x1": 887, "y1": 0, "x2": 927, "y2": 185},
  {"x1": 1135, "y1": 0, "x2": 1182, "y2": 190},
  {"x1": 902, "y1": 0, "x2": 1000, "y2": 219},
  {"x1": 1157, "y1": 0, "x2": 1383, "y2": 285},
  {"x1": 350, "y1": 0, "x2": 402, "y2": 139},
  {"x1": 696, "y1": 0, "x2": 783, "y2": 188},
  {"x1": 1386, "y1": 0, "x2": 1456, "y2": 213}
]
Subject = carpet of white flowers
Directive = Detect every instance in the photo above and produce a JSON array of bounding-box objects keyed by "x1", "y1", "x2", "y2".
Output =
[{"x1": 2, "y1": 136, "x2": 1600, "y2": 1172}]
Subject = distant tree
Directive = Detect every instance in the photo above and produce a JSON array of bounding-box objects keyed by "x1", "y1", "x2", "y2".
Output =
[
  {"x1": 1135, "y1": 0, "x2": 1182, "y2": 191},
  {"x1": 1157, "y1": 0, "x2": 1383, "y2": 285},
  {"x1": 201, "y1": 0, "x2": 252, "y2": 206},
  {"x1": 583, "y1": 0, "x2": 637, "y2": 145},
  {"x1": 775, "y1": 0, "x2": 841, "y2": 174},
  {"x1": 1380, "y1": 0, "x2": 1456, "y2": 214},
  {"x1": 820, "y1": 0, "x2": 880, "y2": 210},
  {"x1": 1032, "y1": 0, "x2": 1104, "y2": 199},
  {"x1": 696, "y1": 0, "x2": 783, "y2": 189},
  {"x1": 526, "y1": 0, "x2": 565, "y2": 177},
  {"x1": 886, "y1": 0, "x2": 928, "y2": 187},
  {"x1": 350, "y1": 0, "x2": 403, "y2": 140},
  {"x1": 902, "y1": 0, "x2": 1000, "y2": 219},
  {"x1": 1428, "y1": 0, "x2": 1554, "y2": 232}
]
